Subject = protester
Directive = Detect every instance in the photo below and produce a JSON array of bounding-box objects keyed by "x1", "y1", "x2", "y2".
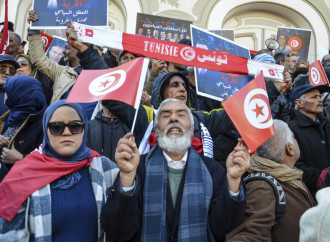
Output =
[
  {"x1": 0, "y1": 76, "x2": 46, "y2": 181},
  {"x1": 288, "y1": 84, "x2": 330, "y2": 196},
  {"x1": 226, "y1": 119, "x2": 315, "y2": 242},
  {"x1": 101, "y1": 99, "x2": 250, "y2": 241},
  {"x1": 15, "y1": 54, "x2": 38, "y2": 77},
  {"x1": 28, "y1": 11, "x2": 97, "y2": 118},
  {"x1": 8, "y1": 33, "x2": 21, "y2": 58},
  {"x1": 151, "y1": 71, "x2": 239, "y2": 164},
  {"x1": 0, "y1": 100, "x2": 119, "y2": 241},
  {"x1": 0, "y1": 54, "x2": 19, "y2": 116}
]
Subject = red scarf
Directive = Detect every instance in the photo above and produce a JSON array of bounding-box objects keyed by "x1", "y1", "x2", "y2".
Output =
[
  {"x1": 148, "y1": 132, "x2": 203, "y2": 154},
  {"x1": 0, "y1": 149, "x2": 100, "y2": 221}
]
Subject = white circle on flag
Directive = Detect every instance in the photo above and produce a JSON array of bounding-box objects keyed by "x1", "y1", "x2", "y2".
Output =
[
  {"x1": 89, "y1": 70, "x2": 126, "y2": 96},
  {"x1": 290, "y1": 39, "x2": 299, "y2": 48},
  {"x1": 180, "y1": 47, "x2": 196, "y2": 61},
  {"x1": 42, "y1": 36, "x2": 48, "y2": 47},
  {"x1": 244, "y1": 88, "x2": 273, "y2": 129},
  {"x1": 310, "y1": 67, "x2": 320, "y2": 84}
]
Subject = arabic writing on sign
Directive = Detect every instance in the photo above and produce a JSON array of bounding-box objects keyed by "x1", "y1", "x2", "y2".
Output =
[
  {"x1": 197, "y1": 53, "x2": 228, "y2": 65},
  {"x1": 62, "y1": 0, "x2": 91, "y2": 10},
  {"x1": 54, "y1": 9, "x2": 89, "y2": 24}
]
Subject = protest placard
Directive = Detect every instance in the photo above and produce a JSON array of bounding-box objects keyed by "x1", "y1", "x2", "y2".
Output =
[
  {"x1": 135, "y1": 13, "x2": 192, "y2": 42},
  {"x1": 45, "y1": 36, "x2": 67, "y2": 63},
  {"x1": 31, "y1": 0, "x2": 108, "y2": 29},
  {"x1": 275, "y1": 26, "x2": 312, "y2": 63},
  {"x1": 191, "y1": 25, "x2": 252, "y2": 102}
]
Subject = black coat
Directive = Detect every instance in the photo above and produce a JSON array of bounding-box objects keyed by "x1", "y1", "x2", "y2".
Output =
[
  {"x1": 0, "y1": 106, "x2": 45, "y2": 181},
  {"x1": 101, "y1": 148, "x2": 245, "y2": 242},
  {"x1": 288, "y1": 110, "x2": 330, "y2": 196}
]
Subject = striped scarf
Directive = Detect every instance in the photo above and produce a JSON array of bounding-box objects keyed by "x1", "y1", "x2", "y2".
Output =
[{"x1": 142, "y1": 144, "x2": 214, "y2": 241}]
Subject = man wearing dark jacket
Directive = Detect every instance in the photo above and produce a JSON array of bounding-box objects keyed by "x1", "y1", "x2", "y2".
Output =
[
  {"x1": 288, "y1": 84, "x2": 330, "y2": 196},
  {"x1": 101, "y1": 99, "x2": 250, "y2": 241}
]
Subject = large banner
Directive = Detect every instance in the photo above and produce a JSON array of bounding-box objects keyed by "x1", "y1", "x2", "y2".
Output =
[
  {"x1": 191, "y1": 25, "x2": 252, "y2": 102},
  {"x1": 135, "y1": 13, "x2": 192, "y2": 42},
  {"x1": 31, "y1": 0, "x2": 108, "y2": 29},
  {"x1": 208, "y1": 29, "x2": 234, "y2": 41},
  {"x1": 275, "y1": 26, "x2": 312, "y2": 63},
  {"x1": 45, "y1": 36, "x2": 67, "y2": 63}
]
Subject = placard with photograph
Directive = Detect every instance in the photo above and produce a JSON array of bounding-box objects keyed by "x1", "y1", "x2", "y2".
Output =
[
  {"x1": 191, "y1": 25, "x2": 252, "y2": 102},
  {"x1": 45, "y1": 36, "x2": 67, "y2": 63},
  {"x1": 31, "y1": 0, "x2": 108, "y2": 29},
  {"x1": 275, "y1": 26, "x2": 312, "y2": 63},
  {"x1": 135, "y1": 13, "x2": 192, "y2": 42}
]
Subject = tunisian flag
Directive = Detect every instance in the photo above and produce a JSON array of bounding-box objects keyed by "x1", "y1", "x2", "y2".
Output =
[
  {"x1": 40, "y1": 31, "x2": 54, "y2": 52},
  {"x1": 222, "y1": 72, "x2": 274, "y2": 152},
  {"x1": 66, "y1": 57, "x2": 149, "y2": 110},
  {"x1": 0, "y1": 0, "x2": 9, "y2": 54},
  {"x1": 309, "y1": 60, "x2": 329, "y2": 86}
]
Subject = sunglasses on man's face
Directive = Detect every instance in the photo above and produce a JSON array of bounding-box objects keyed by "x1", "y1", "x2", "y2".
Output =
[
  {"x1": 17, "y1": 60, "x2": 29, "y2": 67},
  {"x1": 47, "y1": 120, "x2": 84, "y2": 136}
]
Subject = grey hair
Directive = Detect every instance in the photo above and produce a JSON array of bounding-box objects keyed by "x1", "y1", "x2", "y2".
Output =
[
  {"x1": 10, "y1": 32, "x2": 21, "y2": 45},
  {"x1": 294, "y1": 93, "x2": 306, "y2": 110},
  {"x1": 154, "y1": 98, "x2": 194, "y2": 131},
  {"x1": 255, "y1": 119, "x2": 294, "y2": 163}
]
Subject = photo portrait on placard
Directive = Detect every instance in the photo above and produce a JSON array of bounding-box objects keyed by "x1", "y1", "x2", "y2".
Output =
[
  {"x1": 45, "y1": 36, "x2": 67, "y2": 63},
  {"x1": 135, "y1": 13, "x2": 192, "y2": 42},
  {"x1": 31, "y1": 0, "x2": 108, "y2": 29},
  {"x1": 191, "y1": 25, "x2": 252, "y2": 102},
  {"x1": 275, "y1": 26, "x2": 312, "y2": 63}
]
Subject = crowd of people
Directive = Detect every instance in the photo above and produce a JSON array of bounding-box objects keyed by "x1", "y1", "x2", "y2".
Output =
[{"x1": 0, "y1": 9, "x2": 329, "y2": 241}]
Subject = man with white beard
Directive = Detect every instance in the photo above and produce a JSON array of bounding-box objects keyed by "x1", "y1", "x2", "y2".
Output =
[{"x1": 101, "y1": 99, "x2": 250, "y2": 241}]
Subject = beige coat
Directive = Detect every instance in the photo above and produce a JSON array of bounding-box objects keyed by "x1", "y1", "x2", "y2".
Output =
[{"x1": 28, "y1": 34, "x2": 78, "y2": 103}]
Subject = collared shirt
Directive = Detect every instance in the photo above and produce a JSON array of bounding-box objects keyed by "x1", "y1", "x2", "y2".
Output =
[{"x1": 163, "y1": 151, "x2": 188, "y2": 170}]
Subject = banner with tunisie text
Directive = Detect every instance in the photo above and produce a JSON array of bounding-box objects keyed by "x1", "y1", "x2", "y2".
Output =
[{"x1": 72, "y1": 22, "x2": 285, "y2": 81}]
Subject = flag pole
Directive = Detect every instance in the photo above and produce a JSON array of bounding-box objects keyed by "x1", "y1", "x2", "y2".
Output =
[
  {"x1": 131, "y1": 58, "x2": 150, "y2": 134},
  {"x1": 131, "y1": 108, "x2": 138, "y2": 133}
]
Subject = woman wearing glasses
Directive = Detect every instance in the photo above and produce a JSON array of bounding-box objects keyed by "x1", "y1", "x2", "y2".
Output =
[
  {"x1": 0, "y1": 100, "x2": 119, "y2": 241},
  {"x1": 0, "y1": 75, "x2": 46, "y2": 182},
  {"x1": 15, "y1": 54, "x2": 38, "y2": 78}
]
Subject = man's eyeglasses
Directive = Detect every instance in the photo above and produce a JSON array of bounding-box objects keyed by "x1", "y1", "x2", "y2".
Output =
[
  {"x1": 48, "y1": 120, "x2": 84, "y2": 136},
  {"x1": 17, "y1": 60, "x2": 29, "y2": 67},
  {"x1": 0, "y1": 64, "x2": 16, "y2": 75}
]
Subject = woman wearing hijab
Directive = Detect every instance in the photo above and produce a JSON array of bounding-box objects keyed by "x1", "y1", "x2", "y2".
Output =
[
  {"x1": 0, "y1": 76, "x2": 46, "y2": 181},
  {"x1": 16, "y1": 54, "x2": 53, "y2": 105},
  {"x1": 0, "y1": 100, "x2": 119, "y2": 241}
]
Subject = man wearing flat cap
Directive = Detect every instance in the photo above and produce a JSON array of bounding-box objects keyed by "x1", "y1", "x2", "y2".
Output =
[
  {"x1": 0, "y1": 54, "x2": 19, "y2": 115},
  {"x1": 288, "y1": 84, "x2": 330, "y2": 197}
]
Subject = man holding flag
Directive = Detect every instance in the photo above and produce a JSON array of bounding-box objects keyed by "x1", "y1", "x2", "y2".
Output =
[{"x1": 101, "y1": 98, "x2": 250, "y2": 241}]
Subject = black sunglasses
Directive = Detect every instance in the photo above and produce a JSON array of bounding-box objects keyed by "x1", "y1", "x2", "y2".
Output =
[
  {"x1": 17, "y1": 60, "x2": 29, "y2": 67},
  {"x1": 48, "y1": 120, "x2": 84, "y2": 136}
]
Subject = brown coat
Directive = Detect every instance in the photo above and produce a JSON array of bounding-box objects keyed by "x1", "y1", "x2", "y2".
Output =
[{"x1": 226, "y1": 180, "x2": 316, "y2": 242}]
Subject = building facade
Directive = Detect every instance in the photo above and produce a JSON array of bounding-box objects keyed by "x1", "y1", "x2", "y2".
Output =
[{"x1": 1, "y1": 0, "x2": 329, "y2": 61}]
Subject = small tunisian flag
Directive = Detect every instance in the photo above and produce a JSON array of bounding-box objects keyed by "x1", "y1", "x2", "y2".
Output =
[
  {"x1": 66, "y1": 57, "x2": 149, "y2": 110},
  {"x1": 309, "y1": 60, "x2": 329, "y2": 86},
  {"x1": 40, "y1": 31, "x2": 54, "y2": 52},
  {"x1": 222, "y1": 72, "x2": 274, "y2": 152},
  {"x1": 0, "y1": 0, "x2": 9, "y2": 54}
]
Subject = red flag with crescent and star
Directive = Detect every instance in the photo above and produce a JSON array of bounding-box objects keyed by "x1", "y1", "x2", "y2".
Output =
[
  {"x1": 66, "y1": 57, "x2": 149, "y2": 109},
  {"x1": 222, "y1": 71, "x2": 275, "y2": 152},
  {"x1": 40, "y1": 32, "x2": 54, "y2": 52},
  {"x1": 308, "y1": 60, "x2": 329, "y2": 86}
]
